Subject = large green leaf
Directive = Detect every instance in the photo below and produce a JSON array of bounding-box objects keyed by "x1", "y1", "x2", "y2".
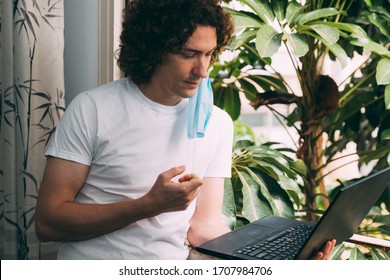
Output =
[
  {"x1": 376, "y1": 58, "x2": 390, "y2": 85},
  {"x1": 230, "y1": 142, "x2": 298, "y2": 222},
  {"x1": 244, "y1": 146, "x2": 301, "y2": 192},
  {"x1": 363, "y1": 41, "x2": 390, "y2": 56},
  {"x1": 244, "y1": 168, "x2": 280, "y2": 213},
  {"x1": 316, "y1": 22, "x2": 367, "y2": 37},
  {"x1": 239, "y1": 78, "x2": 259, "y2": 102},
  {"x1": 385, "y1": 84, "x2": 390, "y2": 110},
  {"x1": 237, "y1": 170, "x2": 273, "y2": 222},
  {"x1": 253, "y1": 169, "x2": 294, "y2": 218},
  {"x1": 363, "y1": 0, "x2": 373, "y2": 8},
  {"x1": 247, "y1": 144, "x2": 289, "y2": 161},
  {"x1": 249, "y1": 75, "x2": 288, "y2": 91},
  {"x1": 268, "y1": 167, "x2": 300, "y2": 192},
  {"x1": 255, "y1": 25, "x2": 282, "y2": 57},
  {"x1": 250, "y1": 161, "x2": 280, "y2": 181},
  {"x1": 306, "y1": 23, "x2": 339, "y2": 45},
  {"x1": 213, "y1": 81, "x2": 226, "y2": 108},
  {"x1": 298, "y1": 8, "x2": 339, "y2": 25},
  {"x1": 378, "y1": 224, "x2": 390, "y2": 236},
  {"x1": 380, "y1": 249, "x2": 390, "y2": 260},
  {"x1": 382, "y1": 129, "x2": 390, "y2": 140},
  {"x1": 272, "y1": 0, "x2": 287, "y2": 22},
  {"x1": 368, "y1": 13, "x2": 390, "y2": 41},
  {"x1": 284, "y1": 32, "x2": 309, "y2": 57},
  {"x1": 321, "y1": 40, "x2": 348, "y2": 68},
  {"x1": 242, "y1": 167, "x2": 294, "y2": 218},
  {"x1": 253, "y1": 162, "x2": 300, "y2": 207},
  {"x1": 231, "y1": 29, "x2": 258, "y2": 49},
  {"x1": 224, "y1": 86, "x2": 241, "y2": 120},
  {"x1": 231, "y1": 170, "x2": 244, "y2": 211},
  {"x1": 384, "y1": 249, "x2": 390, "y2": 259},
  {"x1": 350, "y1": 37, "x2": 390, "y2": 56},
  {"x1": 289, "y1": 159, "x2": 307, "y2": 177},
  {"x1": 370, "y1": 248, "x2": 387, "y2": 260},
  {"x1": 359, "y1": 145, "x2": 390, "y2": 163},
  {"x1": 285, "y1": 0, "x2": 304, "y2": 26},
  {"x1": 253, "y1": 156, "x2": 296, "y2": 179},
  {"x1": 241, "y1": 0, "x2": 275, "y2": 23},
  {"x1": 213, "y1": 85, "x2": 241, "y2": 120},
  {"x1": 333, "y1": 88, "x2": 375, "y2": 122},
  {"x1": 233, "y1": 139, "x2": 255, "y2": 150},
  {"x1": 222, "y1": 178, "x2": 237, "y2": 229},
  {"x1": 329, "y1": 243, "x2": 345, "y2": 260},
  {"x1": 231, "y1": 10, "x2": 263, "y2": 30},
  {"x1": 373, "y1": 214, "x2": 390, "y2": 224},
  {"x1": 349, "y1": 247, "x2": 366, "y2": 260}
]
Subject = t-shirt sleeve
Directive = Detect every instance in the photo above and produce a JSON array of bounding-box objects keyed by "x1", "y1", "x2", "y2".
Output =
[{"x1": 45, "y1": 93, "x2": 97, "y2": 166}]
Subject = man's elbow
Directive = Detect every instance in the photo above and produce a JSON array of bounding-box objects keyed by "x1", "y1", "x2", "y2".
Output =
[
  {"x1": 34, "y1": 214, "x2": 58, "y2": 242},
  {"x1": 187, "y1": 226, "x2": 203, "y2": 248}
]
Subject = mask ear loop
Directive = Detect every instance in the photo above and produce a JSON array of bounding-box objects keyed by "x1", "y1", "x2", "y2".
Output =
[
  {"x1": 186, "y1": 138, "x2": 196, "y2": 174},
  {"x1": 192, "y1": 138, "x2": 196, "y2": 174},
  {"x1": 186, "y1": 76, "x2": 213, "y2": 174}
]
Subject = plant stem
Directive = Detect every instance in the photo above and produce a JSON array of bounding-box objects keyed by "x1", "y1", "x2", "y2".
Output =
[
  {"x1": 339, "y1": 71, "x2": 376, "y2": 106},
  {"x1": 316, "y1": 159, "x2": 359, "y2": 182},
  {"x1": 243, "y1": 42, "x2": 297, "y2": 94},
  {"x1": 267, "y1": 106, "x2": 300, "y2": 149},
  {"x1": 318, "y1": 152, "x2": 358, "y2": 171}
]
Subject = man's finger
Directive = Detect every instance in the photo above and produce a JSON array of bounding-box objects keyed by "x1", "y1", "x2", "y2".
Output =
[
  {"x1": 178, "y1": 173, "x2": 193, "y2": 183},
  {"x1": 181, "y1": 176, "x2": 202, "y2": 191},
  {"x1": 160, "y1": 166, "x2": 186, "y2": 182}
]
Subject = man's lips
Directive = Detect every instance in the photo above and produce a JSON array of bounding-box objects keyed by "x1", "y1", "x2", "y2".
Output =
[
  {"x1": 185, "y1": 80, "x2": 200, "y2": 84},
  {"x1": 184, "y1": 80, "x2": 200, "y2": 88}
]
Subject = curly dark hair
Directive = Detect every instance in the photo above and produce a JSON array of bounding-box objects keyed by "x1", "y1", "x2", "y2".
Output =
[{"x1": 117, "y1": 0, "x2": 234, "y2": 85}]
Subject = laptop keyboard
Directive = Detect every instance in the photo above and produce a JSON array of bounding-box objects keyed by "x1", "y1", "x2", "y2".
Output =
[{"x1": 233, "y1": 223, "x2": 314, "y2": 260}]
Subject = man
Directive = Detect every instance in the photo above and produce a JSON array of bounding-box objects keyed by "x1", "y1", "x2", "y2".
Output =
[{"x1": 35, "y1": 0, "x2": 334, "y2": 259}]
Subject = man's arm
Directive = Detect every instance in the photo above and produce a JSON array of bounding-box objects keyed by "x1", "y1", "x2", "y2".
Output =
[
  {"x1": 187, "y1": 177, "x2": 230, "y2": 247},
  {"x1": 35, "y1": 157, "x2": 202, "y2": 242}
]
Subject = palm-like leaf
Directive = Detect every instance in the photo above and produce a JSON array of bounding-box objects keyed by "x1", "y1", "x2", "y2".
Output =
[{"x1": 224, "y1": 140, "x2": 301, "y2": 228}]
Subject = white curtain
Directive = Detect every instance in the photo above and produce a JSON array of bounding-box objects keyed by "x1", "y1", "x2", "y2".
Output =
[{"x1": 0, "y1": 0, "x2": 65, "y2": 259}]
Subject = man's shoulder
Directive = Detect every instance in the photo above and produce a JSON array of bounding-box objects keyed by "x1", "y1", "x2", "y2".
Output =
[
  {"x1": 85, "y1": 78, "x2": 132, "y2": 96},
  {"x1": 211, "y1": 105, "x2": 233, "y2": 123},
  {"x1": 76, "y1": 78, "x2": 136, "y2": 105},
  {"x1": 65, "y1": 79, "x2": 136, "y2": 116}
]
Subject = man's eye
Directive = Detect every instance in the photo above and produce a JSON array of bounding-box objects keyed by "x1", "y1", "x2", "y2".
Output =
[{"x1": 179, "y1": 52, "x2": 197, "y2": 58}]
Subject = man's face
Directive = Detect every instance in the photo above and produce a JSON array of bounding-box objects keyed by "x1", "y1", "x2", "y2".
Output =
[{"x1": 141, "y1": 25, "x2": 217, "y2": 106}]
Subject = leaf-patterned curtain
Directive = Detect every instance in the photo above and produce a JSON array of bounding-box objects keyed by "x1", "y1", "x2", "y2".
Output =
[{"x1": 0, "y1": 0, "x2": 64, "y2": 259}]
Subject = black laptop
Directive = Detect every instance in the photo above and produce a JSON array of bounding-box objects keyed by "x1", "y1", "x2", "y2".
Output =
[{"x1": 196, "y1": 167, "x2": 390, "y2": 260}]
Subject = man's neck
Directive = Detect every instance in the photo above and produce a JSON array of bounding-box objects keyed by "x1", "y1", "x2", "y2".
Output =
[{"x1": 138, "y1": 82, "x2": 182, "y2": 106}]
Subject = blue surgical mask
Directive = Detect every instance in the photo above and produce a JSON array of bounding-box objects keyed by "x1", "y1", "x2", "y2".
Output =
[{"x1": 187, "y1": 77, "x2": 213, "y2": 139}]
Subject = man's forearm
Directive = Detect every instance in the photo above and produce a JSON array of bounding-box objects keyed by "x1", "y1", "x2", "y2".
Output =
[
  {"x1": 187, "y1": 222, "x2": 231, "y2": 248},
  {"x1": 35, "y1": 195, "x2": 157, "y2": 242}
]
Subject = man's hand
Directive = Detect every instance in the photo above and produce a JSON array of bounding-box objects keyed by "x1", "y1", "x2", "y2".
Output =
[
  {"x1": 145, "y1": 165, "x2": 202, "y2": 214},
  {"x1": 312, "y1": 239, "x2": 336, "y2": 260}
]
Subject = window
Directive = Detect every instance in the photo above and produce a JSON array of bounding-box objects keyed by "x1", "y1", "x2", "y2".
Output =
[{"x1": 98, "y1": 0, "x2": 126, "y2": 84}]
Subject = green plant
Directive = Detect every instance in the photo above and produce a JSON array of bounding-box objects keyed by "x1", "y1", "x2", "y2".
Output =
[
  {"x1": 223, "y1": 131, "x2": 308, "y2": 229},
  {"x1": 214, "y1": 1, "x2": 390, "y2": 259},
  {"x1": 330, "y1": 243, "x2": 390, "y2": 260},
  {"x1": 214, "y1": 0, "x2": 390, "y2": 222}
]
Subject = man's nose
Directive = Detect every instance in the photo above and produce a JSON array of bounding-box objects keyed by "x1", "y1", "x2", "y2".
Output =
[{"x1": 192, "y1": 57, "x2": 210, "y2": 78}]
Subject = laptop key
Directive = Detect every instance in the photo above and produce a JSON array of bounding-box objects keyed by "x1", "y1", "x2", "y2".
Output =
[
  {"x1": 255, "y1": 251, "x2": 269, "y2": 259},
  {"x1": 248, "y1": 248, "x2": 266, "y2": 256},
  {"x1": 233, "y1": 223, "x2": 316, "y2": 260},
  {"x1": 266, "y1": 230, "x2": 288, "y2": 242}
]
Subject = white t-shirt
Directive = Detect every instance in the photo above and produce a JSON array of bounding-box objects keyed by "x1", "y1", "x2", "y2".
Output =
[{"x1": 46, "y1": 78, "x2": 233, "y2": 259}]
